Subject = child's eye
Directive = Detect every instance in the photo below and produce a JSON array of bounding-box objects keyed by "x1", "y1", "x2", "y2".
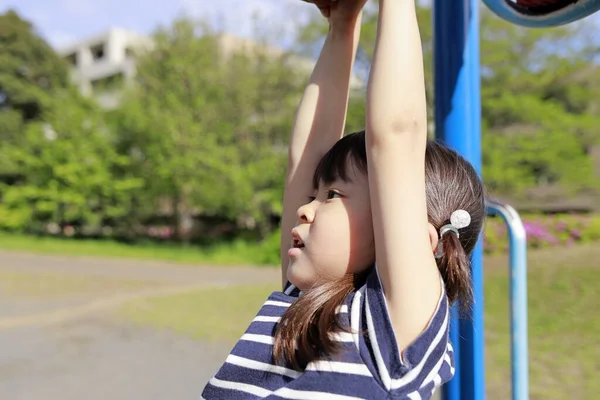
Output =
[{"x1": 327, "y1": 190, "x2": 341, "y2": 200}]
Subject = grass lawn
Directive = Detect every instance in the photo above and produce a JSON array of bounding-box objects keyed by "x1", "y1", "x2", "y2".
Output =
[
  {"x1": 119, "y1": 284, "x2": 279, "y2": 342},
  {"x1": 0, "y1": 232, "x2": 276, "y2": 266},
  {"x1": 118, "y1": 244, "x2": 599, "y2": 400},
  {"x1": 484, "y1": 245, "x2": 599, "y2": 400}
]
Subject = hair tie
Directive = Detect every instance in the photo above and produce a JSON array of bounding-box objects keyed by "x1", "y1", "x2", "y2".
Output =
[
  {"x1": 435, "y1": 210, "x2": 471, "y2": 259},
  {"x1": 440, "y1": 225, "x2": 460, "y2": 239}
]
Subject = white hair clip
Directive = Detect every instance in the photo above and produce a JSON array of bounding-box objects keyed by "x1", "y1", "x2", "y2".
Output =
[{"x1": 435, "y1": 209, "x2": 471, "y2": 259}]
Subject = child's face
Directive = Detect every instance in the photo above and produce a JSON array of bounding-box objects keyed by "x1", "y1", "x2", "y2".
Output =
[{"x1": 287, "y1": 169, "x2": 375, "y2": 291}]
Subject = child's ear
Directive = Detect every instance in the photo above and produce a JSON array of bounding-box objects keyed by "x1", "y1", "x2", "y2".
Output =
[{"x1": 427, "y1": 223, "x2": 439, "y2": 255}]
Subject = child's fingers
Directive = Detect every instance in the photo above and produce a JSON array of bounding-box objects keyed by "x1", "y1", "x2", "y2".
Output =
[
  {"x1": 302, "y1": 0, "x2": 334, "y2": 17},
  {"x1": 303, "y1": 0, "x2": 335, "y2": 5}
]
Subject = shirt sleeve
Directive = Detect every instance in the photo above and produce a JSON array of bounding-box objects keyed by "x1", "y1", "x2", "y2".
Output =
[{"x1": 355, "y1": 266, "x2": 454, "y2": 394}]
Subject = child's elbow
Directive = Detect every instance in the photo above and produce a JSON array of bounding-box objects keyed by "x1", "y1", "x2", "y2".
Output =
[{"x1": 366, "y1": 116, "x2": 425, "y2": 144}]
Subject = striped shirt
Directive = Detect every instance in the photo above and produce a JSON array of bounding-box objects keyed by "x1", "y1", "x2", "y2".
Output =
[{"x1": 201, "y1": 265, "x2": 454, "y2": 399}]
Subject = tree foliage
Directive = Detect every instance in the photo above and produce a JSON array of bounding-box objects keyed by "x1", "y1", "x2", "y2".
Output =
[
  {"x1": 0, "y1": 90, "x2": 144, "y2": 234},
  {"x1": 0, "y1": 10, "x2": 71, "y2": 176},
  {"x1": 478, "y1": 11, "x2": 600, "y2": 195},
  {"x1": 0, "y1": 11, "x2": 142, "y2": 236},
  {"x1": 114, "y1": 19, "x2": 303, "y2": 240},
  {"x1": 0, "y1": 7, "x2": 598, "y2": 244},
  {"x1": 0, "y1": 10, "x2": 70, "y2": 136}
]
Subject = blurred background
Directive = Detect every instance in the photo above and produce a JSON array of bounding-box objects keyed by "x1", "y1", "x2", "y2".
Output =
[{"x1": 0, "y1": 0, "x2": 598, "y2": 399}]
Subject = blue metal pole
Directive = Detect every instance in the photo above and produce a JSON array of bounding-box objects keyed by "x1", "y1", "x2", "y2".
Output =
[
  {"x1": 459, "y1": 4, "x2": 485, "y2": 398},
  {"x1": 446, "y1": 307, "x2": 462, "y2": 400},
  {"x1": 487, "y1": 201, "x2": 530, "y2": 400},
  {"x1": 433, "y1": 1, "x2": 485, "y2": 400},
  {"x1": 507, "y1": 220, "x2": 529, "y2": 400}
]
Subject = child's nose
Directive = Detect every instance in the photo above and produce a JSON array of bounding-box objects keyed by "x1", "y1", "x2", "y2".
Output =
[{"x1": 297, "y1": 202, "x2": 315, "y2": 224}]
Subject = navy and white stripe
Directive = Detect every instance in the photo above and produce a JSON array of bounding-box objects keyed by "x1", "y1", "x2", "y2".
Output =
[{"x1": 201, "y1": 265, "x2": 454, "y2": 399}]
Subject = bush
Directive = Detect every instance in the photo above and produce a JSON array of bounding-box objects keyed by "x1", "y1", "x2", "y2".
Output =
[{"x1": 483, "y1": 213, "x2": 599, "y2": 254}]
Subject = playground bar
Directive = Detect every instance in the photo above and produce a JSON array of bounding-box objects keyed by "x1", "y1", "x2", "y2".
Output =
[
  {"x1": 433, "y1": 0, "x2": 485, "y2": 399},
  {"x1": 486, "y1": 201, "x2": 530, "y2": 400}
]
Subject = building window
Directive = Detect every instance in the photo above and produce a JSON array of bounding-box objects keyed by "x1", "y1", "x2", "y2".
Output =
[{"x1": 90, "y1": 44, "x2": 105, "y2": 61}]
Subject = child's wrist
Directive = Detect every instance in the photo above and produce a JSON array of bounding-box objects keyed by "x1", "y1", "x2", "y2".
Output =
[{"x1": 329, "y1": 13, "x2": 362, "y2": 35}]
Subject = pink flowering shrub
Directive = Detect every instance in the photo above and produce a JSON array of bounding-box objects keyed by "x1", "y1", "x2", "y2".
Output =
[{"x1": 483, "y1": 213, "x2": 600, "y2": 254}]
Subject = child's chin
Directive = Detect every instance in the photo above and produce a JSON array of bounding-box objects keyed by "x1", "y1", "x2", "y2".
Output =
[{"x1": 287, "y1": 264, "x2": 314, "y2": 291}]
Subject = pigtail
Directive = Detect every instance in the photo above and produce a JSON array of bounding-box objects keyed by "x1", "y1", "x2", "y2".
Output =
[
  {"x1": 273, "y1": 271, "x2": 369, "y2": 371},
  {"x1": 425, "y1": 140, "x2": 485, "y2": 312},
  {"x1": 438, "y1": 231, "x2": 473, "y2": 310}
]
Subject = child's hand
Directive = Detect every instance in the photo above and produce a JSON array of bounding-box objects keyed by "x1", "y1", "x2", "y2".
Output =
[{"x1": 302, "y1": 0, "x2": 367, "y2": 24}]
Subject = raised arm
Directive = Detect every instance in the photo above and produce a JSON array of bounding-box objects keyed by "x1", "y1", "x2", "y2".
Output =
[
  {"x1": 365, "y1": 0, "x2": 440, "y2": 351},
  {"x1": 280, "y1": 1, "x2": 364, "y2": 288}
]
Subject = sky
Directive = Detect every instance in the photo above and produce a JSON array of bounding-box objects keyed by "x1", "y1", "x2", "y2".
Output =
[
  {"x1": 0, "y1": 0, "x2": 313, "y2": 50},
  {"x1": 2, "y1": 0, "x2": 599, "y2": 51}
]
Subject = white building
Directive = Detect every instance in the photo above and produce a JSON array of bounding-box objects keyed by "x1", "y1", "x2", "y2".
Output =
[
  {"x1": 57, "y1": 28, "x2": 152, "y2": 109},
  {"x1": 57, "y1": 28, "x2": 363, "y2": 109}
]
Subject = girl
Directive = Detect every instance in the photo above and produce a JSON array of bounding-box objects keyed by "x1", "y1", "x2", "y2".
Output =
[{"x1": 202, "y1": 0, "x2": 485, "y2": 398}]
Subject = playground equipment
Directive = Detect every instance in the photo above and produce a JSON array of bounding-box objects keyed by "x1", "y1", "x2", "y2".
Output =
[
  {"x1": 432, "y1": 0, "x2": 600, "y2": 399},
  {"x1": 486, "y1": 201, "x2": 529, "y2": 400},
  {"x1": 483, "y1": 0, "x2": 600, "y2": 27}
]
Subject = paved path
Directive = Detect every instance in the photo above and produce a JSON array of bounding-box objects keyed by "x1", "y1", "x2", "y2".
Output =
[
  {"x1": 0, "y1": 313, "x2": 232, "y2": 400},
  {"x1": 0, "y1": 251, "x2": 443, "y2": 400},
  {"x1": 0, "y1": 251, "x2": 279, "y2": 400},
  {"x1": 1, "y1": 251, "x2": 279, "y2": 286}
]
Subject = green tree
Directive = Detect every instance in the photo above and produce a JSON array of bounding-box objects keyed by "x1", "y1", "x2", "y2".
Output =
[
  {"x1": 0, "y1": 10, "x2": 70, "y2": 176},
  {"x1": 0, "y1": 10, "x2": 69, "y2": 136},
  {"x1": 116, "y1": 19, "x2": 303, "y2": 241},
  {"x1": 0, "y1": 90, "x2": 143, "y2": 234},
  {"x1": 479, "y1": 12, "x2": 600, "y2": 195},
  {"x1": 0, "y1": 11, "x2": 140, "y2": 235}
]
